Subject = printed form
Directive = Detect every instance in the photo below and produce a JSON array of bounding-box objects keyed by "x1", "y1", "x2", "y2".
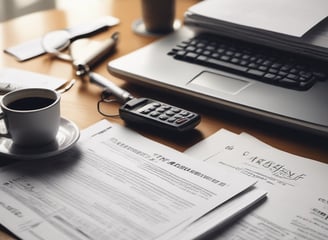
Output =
[
  {"x1": 185, "y1": 129, "x2": 328, "y2": 240},
  {"x1": 0, "y1": 120, "x2": 259, "y2": 240}
]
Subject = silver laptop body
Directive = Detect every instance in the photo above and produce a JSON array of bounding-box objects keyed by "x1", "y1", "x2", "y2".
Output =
[{"x1": 108, "y1": 26, "x2": 328, "y2": 136}]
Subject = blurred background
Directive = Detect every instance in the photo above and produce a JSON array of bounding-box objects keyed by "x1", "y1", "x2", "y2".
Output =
[{"x1": 0, "y1": 0, "x2": 106, "y2": 22}]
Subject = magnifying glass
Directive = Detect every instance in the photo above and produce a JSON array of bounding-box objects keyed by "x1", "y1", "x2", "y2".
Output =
[
  {"x1": 41, "y1": 30, "x2": 73, "y2": 61},
  {"x1": 41, "y1": 16, "x2": 120, "y2": 61}
]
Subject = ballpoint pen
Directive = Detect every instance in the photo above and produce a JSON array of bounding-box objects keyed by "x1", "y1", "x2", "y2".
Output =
[
  {"x1": 88, "y1": 71, "x2": 134, "y2": 103},
  {"x1": 68, "y1": 31, "x2": 133, "y2": 103},
  {"x1": 74, "y1": 32, "x2": 119, "y2": 77}
]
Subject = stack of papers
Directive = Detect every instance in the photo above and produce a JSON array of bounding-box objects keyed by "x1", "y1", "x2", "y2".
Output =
[
  {"x1": 185, "y1": 0, "x2": 328, "y2": 59},
  {"x1": 185, "y1": 129, "x2": 328, "y2": 239},
  {"x1": 0, "y1": 120, "x2": 265, "y2": 240},
  {"x1": 0, "y1": 119, "x2": 326, "y2": 239}
]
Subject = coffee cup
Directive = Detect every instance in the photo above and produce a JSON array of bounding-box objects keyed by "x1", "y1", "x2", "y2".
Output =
[
  {"x1": 0, "y1": 88, "x2": 61, "y2": 147},
  {"x1": 141, "y1": 0, "x2": 176, "y2": 33}
]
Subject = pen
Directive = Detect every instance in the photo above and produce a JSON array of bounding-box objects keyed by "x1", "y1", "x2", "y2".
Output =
[
  {"x1": 74, "y1": 32, "x2": 119, "y2": 77},
  {"x1": 88, "y1": 71, "x2": 134, "y2": 103}
]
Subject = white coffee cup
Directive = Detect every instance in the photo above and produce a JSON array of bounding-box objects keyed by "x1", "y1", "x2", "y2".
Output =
[{"x1": 0, "y1": 88, "x2": 60, "y2": 147}]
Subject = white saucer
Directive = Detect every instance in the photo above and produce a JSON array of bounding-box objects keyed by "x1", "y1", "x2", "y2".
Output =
[
  {"x1": 132, "y1": 19, "x2": 181, "y2": 37},
  {"x1": 0, "y1": 118, "x2": 80, "y2": 160}
]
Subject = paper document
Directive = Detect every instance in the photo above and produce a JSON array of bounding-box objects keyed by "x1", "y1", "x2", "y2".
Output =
[
  {"x1": 169, "y1": 186, "x2": 267, "y2": 240},
  {"x1": 188, "y1": 0, "x2": 328, "y2": 37},
  {"x1": 0, "y1": 68, "x2": 66, "y2": 93},
  {"x1": 185, "y1": 129, "x2": 328, "y2": 240},
  {"x1": 0, "y1": 120, "x2": 259, "y2": 240}
]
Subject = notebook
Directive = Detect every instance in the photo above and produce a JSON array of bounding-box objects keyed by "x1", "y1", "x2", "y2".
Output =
[{"x1": 108, "y1": 0, "x2": 328, "y2": 136}]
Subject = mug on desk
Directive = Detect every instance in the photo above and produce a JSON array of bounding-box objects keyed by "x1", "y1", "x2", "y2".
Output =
[
  {"x1": 0, "y1": 88, "x2": 60, "y2": 147},
  {"x1": 141, "y1": 0, "x2": 175, "y2": 33}
]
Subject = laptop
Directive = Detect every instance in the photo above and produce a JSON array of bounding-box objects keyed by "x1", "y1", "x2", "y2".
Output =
[{"x1": 108, "y1": 1, "x2": 328, "y2": 136}]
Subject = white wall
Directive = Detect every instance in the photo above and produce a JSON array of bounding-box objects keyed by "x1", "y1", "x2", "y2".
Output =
[{"x1": 0, "y1": 0, "x2": 55, "y2": 22}]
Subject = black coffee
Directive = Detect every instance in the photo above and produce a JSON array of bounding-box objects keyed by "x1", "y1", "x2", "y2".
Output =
[{"x1": 8, "y1": 97, "x2": 55, "y2": 111}]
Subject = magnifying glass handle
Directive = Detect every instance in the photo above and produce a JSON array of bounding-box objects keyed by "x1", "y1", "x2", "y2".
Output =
[{"x1": 74, "y1": 32, "x2": 119, "y2": 76}]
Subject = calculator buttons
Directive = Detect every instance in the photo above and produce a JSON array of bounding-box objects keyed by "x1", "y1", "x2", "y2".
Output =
[
  {"x1": 119, "y1": 98, "x2": 201, "y2": 132},
  {"x1": 139, "y1": 102, "x2": 197, "y2": 126}
]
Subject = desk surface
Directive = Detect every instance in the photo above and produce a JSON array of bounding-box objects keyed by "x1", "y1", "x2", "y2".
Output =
[{"x1": 0, "y1": 0, "x2": 327, "y2": 239}]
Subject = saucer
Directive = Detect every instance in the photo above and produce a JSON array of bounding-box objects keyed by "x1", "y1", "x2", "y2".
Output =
[
  {"x1": 132, "y1": 19, "x2": 181, "y2": 37},
  {"x1": 0, "y1": 118, "x2": 80, "y2": 160}
]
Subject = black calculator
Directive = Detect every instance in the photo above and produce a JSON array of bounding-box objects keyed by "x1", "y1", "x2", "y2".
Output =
[{"x1": 119, "y1": 98, "x2": 201, "y2": 132}]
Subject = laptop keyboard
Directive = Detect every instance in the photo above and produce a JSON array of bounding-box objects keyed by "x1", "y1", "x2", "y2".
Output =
[{"x1": 168, "y1": 34, "x2": 327, "y2": 91}]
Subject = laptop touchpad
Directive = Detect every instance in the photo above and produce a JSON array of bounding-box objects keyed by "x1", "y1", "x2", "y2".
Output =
[{"x1": 188, "y1": 71, "x2": 250, "y2": 95}]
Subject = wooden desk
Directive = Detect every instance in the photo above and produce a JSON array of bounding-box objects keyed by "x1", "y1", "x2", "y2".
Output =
[{"x1": 0, "y1": 0, "x2": 327, "y2": 239}]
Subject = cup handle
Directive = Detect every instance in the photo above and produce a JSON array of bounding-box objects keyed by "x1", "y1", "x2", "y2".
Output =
[{"x1": 0, "y1": 112, "x2": 11, "y2": 138}]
